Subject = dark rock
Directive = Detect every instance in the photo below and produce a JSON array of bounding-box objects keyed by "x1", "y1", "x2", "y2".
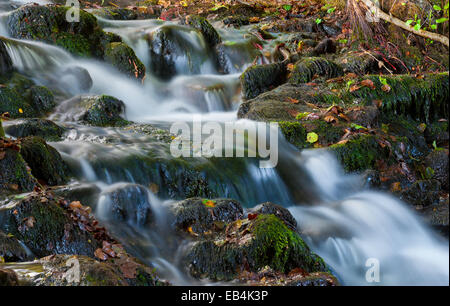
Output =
[
  {"x1": 312, "y1": 38, "x2": 336, "y2": 55},
  {"x1": 0, "y1": 147, "x2": 36, "y2": 195},
  {"x1": 169, "y1": 198, "x2": 243, "y2": 234},
  {"x1": 321, "y1": 24, "x2": 341, "y2": 36},
  {"x1": 346, "y1": 106, "x2": 379, "y2": 129},
  {"x1": 241, "y1": 62, "x2": 287, "y2": 100},
  {"x1": 98, "y1": 183, "x2": 153, "y2": 226},
  {"x1": 4, "y1": 119, "x2": 66, "y2": 141},
  {"x1": 103, "y1": 42, "x2": 145, "y2": 80},
  {"x1": 0, "y1": 268, "x2": 19, "y2": 286},
  {"x1": 361, "y1": 170, "x2": 381, "y2": 188},
  {"x1": 249, "y1": 202, "x2": 297, "y2": 231},
  {"x1": 0, "y1": 230, "x2": 32, "y2": 262},
  {"x1": 423, "y1": 149, "x2": 449, "y2": 190},
  {"x1": 19, "y1": 136, "x2": 69, "y2": 186},
  {"x1": 0, "y1": 40, "x2": 14, "y2": 76},
  {"x1": 421, "y1": 197, "x2": 449, "y2": 237},
  {"x1": 400, "y1": 179, "x2": 441, "y2": 207},
  {"x1": 51, "y1": 183, "x2": 101, "y2": 210},
  {"x1": 59, "y1": 66, "x2": 93, "y2": 92}
]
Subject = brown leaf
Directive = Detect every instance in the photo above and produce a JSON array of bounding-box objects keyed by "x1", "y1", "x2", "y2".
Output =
[
  {"x1": 69, "y1": 201, "x2": 82, "y2": 209},
  {"x1": 349, "y1": 84, "x2": 361, "y2": 92},
  {"x1": 372, "y1": 99, "x2": 383, "y2": 108},
  {"x1": 287, "y1": 109, "x2": 300, "y2": 118},
  {"x1": 287, "y1": 97, "x2": 299, "y2": 104},
  {"x1": 248, "y1": 213, "x2": 258, "y2": 220},
  {"x1": 119, "y1": 260, "x2": 138, "y2": 279},
  {"x1": 94, "y1": 248, "x2": 108, "y2": 261},
  {"x1": 381, "y1": 84, "x2": 391, "y2": 92},
  {"x1": 324, "y1": 115, "x2": 338, "y2": 123},
  {"x1": 0, "y1": 151, "x2": 5, "y2": 160},
  {"x1": 360, "y1": 79, "x2": 375, "y2": 89}
]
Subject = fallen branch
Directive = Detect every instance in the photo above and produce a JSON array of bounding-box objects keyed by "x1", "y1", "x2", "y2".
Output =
[{"x1": 360, "y1": 0, "x2": 449, "y2": 47}]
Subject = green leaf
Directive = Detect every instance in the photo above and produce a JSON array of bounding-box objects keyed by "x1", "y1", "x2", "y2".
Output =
[
  {"x1": 306, "y1": 132, "x2": 318, "y2": 143},
  {"x1": 315, "y1": 18, "x2": 323, "y2": 24},
  {"x1": 431, "y1": 24, "x2": 438, "y2": 30},
  {"x1": 327, "y1": 7, "x2": 336, "y2": 14},
  {"x1": 436, "y1": 17, "x2": 449, "y2": 23},
  {"x1": 283, "y1": 4, "x2": 292, "y2": 11},
  {"x1": 433, "y1": 4, "x2": 442, "y2": 11},
  {"x1": 405, "y1": 19, "x2": 414, "y2": 26}
]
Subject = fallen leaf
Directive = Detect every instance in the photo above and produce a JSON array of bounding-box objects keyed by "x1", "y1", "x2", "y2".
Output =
[
  {"x1": 390, "y1": 182, "x2": 402, "y2": 192},
  {"x1": 381, "y1": 84, "x2": 391, "y2": 92},
  {"x1": 306, "y1": 132, "x2": 318, "y2": 143},
  {"x1": 94, "y1": 248, "x2": 108, "y2": 261},
  {"x1": 360, "y1": 79, "x2": 375, "y2": 89},
  {"x1": 324, "y1": 115, "x2": 338, "y2": 123},
  {"x1": 287, "y1": 97, "x2": 299, "y2": 104},
  {"x1": 248, "y1": 213, "x2": 258, "y2": 220}
]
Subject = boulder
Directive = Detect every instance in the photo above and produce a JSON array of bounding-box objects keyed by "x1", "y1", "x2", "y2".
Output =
[
  {"x1": 248, "y1": 202, "x2": 297, "y2": 231},
  {"x1": 0, "y1": 144, "x2": 36, "y2": 195},
  {"x1": 0, "y1": 230, "x2": 32, "y2": 262},
  {"x1": 288, "y1": 57, "x2": 343, "y2": 84},
  {"x1": 423, "y1": 149, "x2": 449, "y2": 190},
  {"x1": 103, "y1": 42, "x2": 145, "y2": 80},
  {"x1": 187, "y1": 16, "x2": 221, "y2": 48},
  {"x1": 0, "y1": 268, "x2": 19, "y2": 286},
  {"x1": 241, "y1": 62, "x2": 287, "y2": 100}
]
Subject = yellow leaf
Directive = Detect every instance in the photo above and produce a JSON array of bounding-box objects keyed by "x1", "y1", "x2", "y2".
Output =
[
  {"x1": 306, "y1": 132, "x2": 318, "y2": 143},
  {"x1": 18, "y1": 108, "x2": 23, "y2": 114}
]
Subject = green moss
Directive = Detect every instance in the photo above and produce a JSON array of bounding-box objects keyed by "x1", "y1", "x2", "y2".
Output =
[
  {"x1": 55, "y1": 32, "x2": 91, "y2": 57},
  {"x1": 330, "y1": 134, "x2": 391, "y2": 172},
  {"x1": 289, "y1": 57, "x2": 343, "y2": 84},
  {"x1": 241, "y1": 62, "x2": 287, "y2": 100},
  {"x1": 103, "y1": 42, "x2": 146, "y2": 79},
  {"x1": 187, "y1": 15, "x2": 221, "y2": 47},
  {"x1": 278, "y1": 121, "x2": 307, "y2": 148}
]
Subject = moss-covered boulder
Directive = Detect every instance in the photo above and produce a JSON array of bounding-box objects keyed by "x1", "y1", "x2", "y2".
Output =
[
  {"x1": 399, "y1": 179, "x2": 442, "y2": 207},
  {"x1": 248, "y1": 202, "x2": 297, "y2": 231},
  {"x1": 98, "y1": 183, "x2": 154, "y2": 227},
  {"x1": 0, "y1": 73, "x2": 56, "y2": 119},
  {"x1": 3, "y1": 119, "x2": 67, "y2": 141},
  {"x1": 55, "y1": 95, "x2": 128, "y2": 127},
  {"x1": 6, "y1": 4, "x2": 123, "y2": 59},
  {"x1": 423, "y1": 149, "x2": 449, "y2": 190},
  {"x1": 19, "y1": 136, "x2": 69, "y2": 186},
  {"x1": 0, "y1": 192, "x2": 100, "y2": 258},
  {"x1": 241, "y1": 62, "x2": 287, "y2": 100},
  {"x1": 103, "y1": 42, "x2": 146, "y2": 80},
  {"x1": 169, "y1": 198, "x2": 243, "y2": 235},
  {"x1": 184, "y1": 214, "x2": 328, "y2": 281},
  {"x1": 288, "y1": 57, "x2": 343, "y2": 84},
  {"x1": 337, "y1": 51, "x2": 407, "y2": 75},
  {"x1": 0, "y1": 144, "x2": 36, "y2": 195},
  {"x1": 187, "y1": 15, "x2": 221, "y2": 48}
]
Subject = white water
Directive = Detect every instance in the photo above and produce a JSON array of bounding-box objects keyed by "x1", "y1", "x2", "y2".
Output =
[{"x1": 1, "y1": 6, "x2": 448, "y2": 285}]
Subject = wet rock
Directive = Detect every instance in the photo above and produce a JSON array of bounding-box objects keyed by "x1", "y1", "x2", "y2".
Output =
[
  {"x1": 338, "y1": 51, "x2": 407, "y2": 75},
  {"x1": 223, "y1": 16, "x2": 250, "y2": 27},
  {"x1": 241, "y1": 62, "x2": 287, "y2": 100},
  {"x1": 400, "y1": 179, "x2": 441, "y2": 207},
  {"x1": 0, "y1": 268, "x2": 19, "y2": 286},
  {"x1": 423, "y1": 149, "x2": 449, "y2": 190},
  {"x1": 5, "y1": 253, "x2": 165, "y2": 286},
  {"x1": 169, "y1": 198, "x2": 243, "y2": 234},
  {"x1": 55, "y1": 95, "x2": 128, "y2": 127},
  {"x1": 424, "y1": 121, "x2": 449, "y2": 148},
  {"x1": 215, "y1": 40, "x2": 261, "y2": 74},
  {"x1": 184, "y1": 214, "x2": 328, "y2": 281},
  {"x1": 0, "y1": 193, "x2": 100, "y2": 258},
  {"x1": 0, "y1": 230, "x2": 32, "y2": 262},
  {"x1": 248, "y1": 202, "x2": 297, "y2": 231},
  {"x1": 90, "y1": 6, "x2": 161, "y2": 20},
  {"x1": 19, "y1": 136, "x2": 69, "y2": 186},
  {"x1": 421, "y1": 197, "x2": 449, "y2": 237},
  {"x1": 51, "y1": 183, "x2": 101, "y2": 211},
  {"x1": 287, "y1": 272, "x2": 339, "y2": 286},
  {"x1": 0, "y1": 73, "x2": 56, "y2": 118},
  {"x1": 346, "y1": 106, "x2": 379, "y2": 129},
  {"x1": 321, "y1": 24, "x2": 341, "y2": 36},
  {"x1": 288, "y1": 57, "x2": 343, "y2": 84},
  {"x1": 147, "y1": 25, "x2": 212, "y2": 80},
  {"x1": 3, "y1": 119, "x2": 66, "y2": 141},
  {"x1": 312, "y1": 38, "x2": 336, "y2": 56},
  {"x1": 187, "y1": 16, "x2": 221, "y2": 48},
  {"x1": 98, "y1": 183, "x2": 153, "y2": 227},
  {"x1": 0, "y1": 40, "x2": 13, "y2": 76},
  {"x1": 0, "y1": 145, "x2": 36, "y2": 195},
  {"x1": 104, "y1": 42, "x2": 146, "y2": 80},
  {"x1": 58, "y1": 66, "x2": 93, "y2": 92}
]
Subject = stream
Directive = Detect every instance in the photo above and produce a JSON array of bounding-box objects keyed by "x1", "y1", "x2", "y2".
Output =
[{"x1": 1, "y1": 0, "x2": 448, "y2": 285}]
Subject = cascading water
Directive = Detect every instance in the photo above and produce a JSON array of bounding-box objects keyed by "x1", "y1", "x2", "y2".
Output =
[{"x1": 1, "y1": 3, "x2": 448, "y2": 286}]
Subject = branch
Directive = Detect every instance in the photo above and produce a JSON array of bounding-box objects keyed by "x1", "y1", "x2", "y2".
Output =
[{"x1": 360, "y1": 0, "x2": 449, "y2": 47}]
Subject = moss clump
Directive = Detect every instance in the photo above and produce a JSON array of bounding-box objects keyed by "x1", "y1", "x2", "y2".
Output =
[
  {"x1": 103, "y1": 42, "x2": 146, "y2": 80},
  {"x1": 241, "y1": 62, "x2": 287, "y2": 100},
  {"x1": 289, "y1": 57, "x2": 343, "y2": 84},
  {"x1": 55, "y1": 32, "x2": 92, "y2": 57},
  {"x1": 3, "y1": 119, "x2": 66, "y2": 141},
  {"x1": 19, "y1": 136, "x2": 69, "y2": 186},
  {"x1": 279, "y1": 121, "x2": 308, "y2": 148},
  {"x1": 330, "y1": 134, "x2": 391, "y2": 172}
]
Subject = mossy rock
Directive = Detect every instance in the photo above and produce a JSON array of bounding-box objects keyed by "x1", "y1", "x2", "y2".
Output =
[
  {"x1": 0, "y1": 147, "x2": 36, "y2": 195},
  {"x1": 241, "y1": 62, "x2": 287, "y2": 100},
  {"x1": 185, "y1": 214, "x2": 328, "y2": 281},
  {"x1": 0, "y1": 230, "x2": 32, "y2": 262},
  {"x1": 0, "y1": 73, "x2": 55, "y2": 118},
  {"x1": 0, "y1": 194, "x2": 99, "y2": 258},
  {"x1": 187, "y1": 15, "x2": 221, "y2": 48},
  {"x1": 104, "y1": 42, "x2": 146, "y2": 80},
  {"x1": 3, "y1": 119, "x2": 67, "y2": 141},
  {"x1": 169, "y1": 197, "x2": 243, "y2": 234},
  {"x1": 19, "y1": 136, "x2": 69, "y2": 186},
  {"x1": 289, "y1": 57, "x2": 343, "y2": 84}
]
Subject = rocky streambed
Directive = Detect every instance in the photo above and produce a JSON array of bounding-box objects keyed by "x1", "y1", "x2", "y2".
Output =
[{"x1": 0, "y1": 0, "x2": 449, "y2": 286}]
